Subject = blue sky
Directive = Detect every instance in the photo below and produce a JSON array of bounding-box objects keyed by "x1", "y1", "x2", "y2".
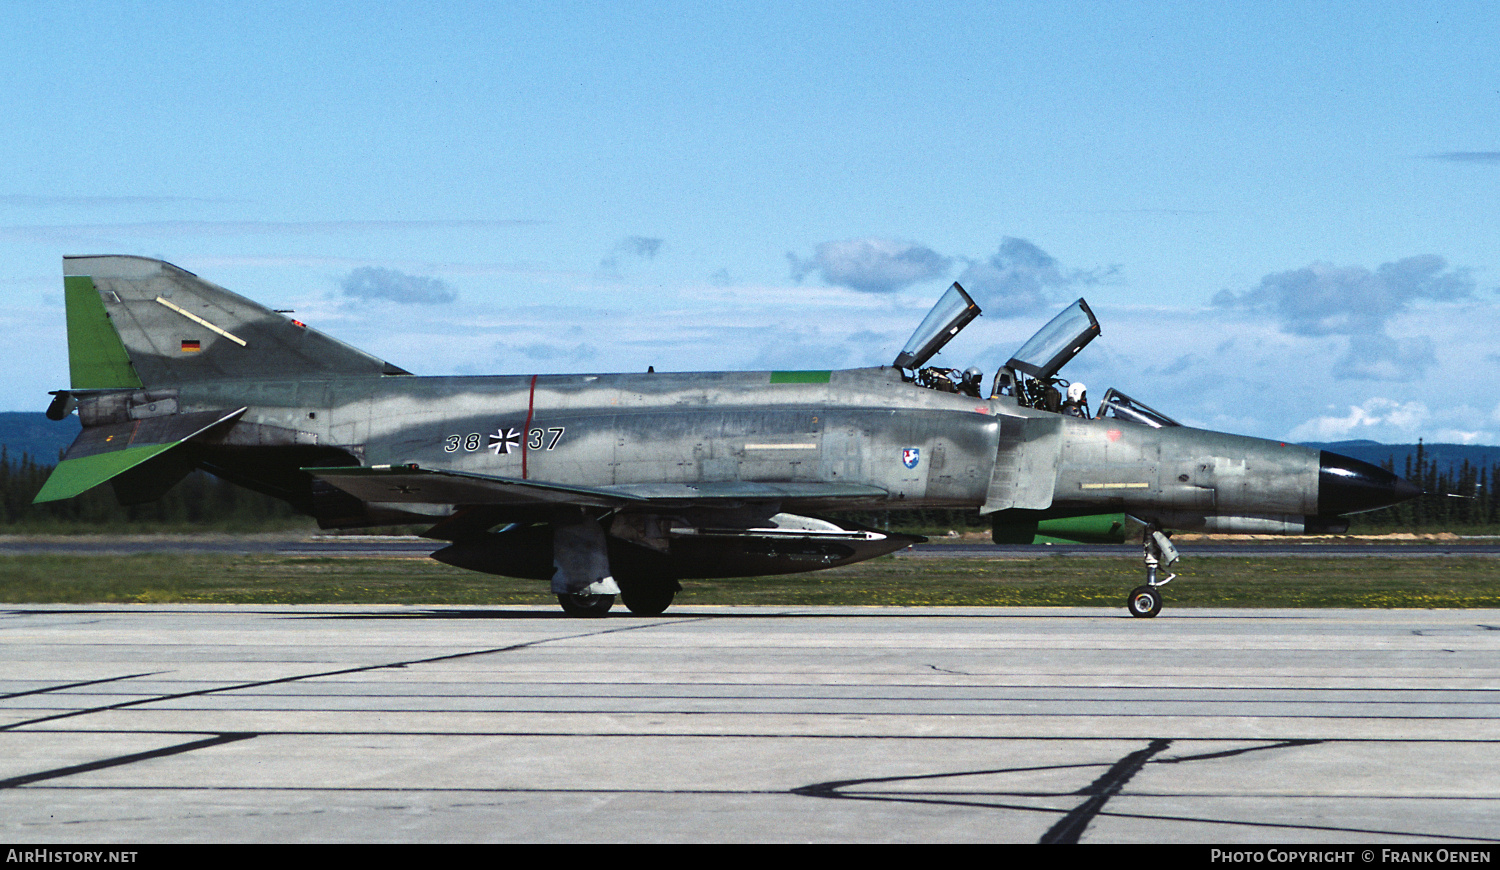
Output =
[{"x1": 3, "y1": 1, "x2": 1498, "y2": 443}]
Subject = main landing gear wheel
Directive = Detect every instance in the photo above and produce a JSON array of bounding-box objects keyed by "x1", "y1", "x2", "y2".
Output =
[
  {"x1": 557, "y1": 592, "x2": 615, "y2": 617},
  {"x1": 1127, "y1": 585, "x2": 1163, "y2": 619},
  {"x1": 620, "y1": 583, "x2": 676, "y2": 617}
]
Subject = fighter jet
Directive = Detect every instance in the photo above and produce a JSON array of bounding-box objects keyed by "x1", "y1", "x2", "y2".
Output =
[{"x1": 35, "y1": 256, "x2": 1420, "y2": 617}]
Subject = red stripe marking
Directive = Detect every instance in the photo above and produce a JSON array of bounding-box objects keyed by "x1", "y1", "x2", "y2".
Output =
[{"x1": 522, "y1": 374, "x2": 537, "y2": 480}]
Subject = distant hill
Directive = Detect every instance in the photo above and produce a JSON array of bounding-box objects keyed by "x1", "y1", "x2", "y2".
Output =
[{"x1": 0, "y1": 412, "x2": 80, "y2": 465}]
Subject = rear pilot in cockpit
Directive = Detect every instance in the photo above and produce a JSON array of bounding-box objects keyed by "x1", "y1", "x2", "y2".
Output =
[{"x1": 1061, "y1": 382, "x2": 1089, "y2": 417}]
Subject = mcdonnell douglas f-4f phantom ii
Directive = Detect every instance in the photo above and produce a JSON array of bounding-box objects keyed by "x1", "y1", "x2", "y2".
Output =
[{"x1": 35, "y1": 256, "x2": 1421, "y2": 617}]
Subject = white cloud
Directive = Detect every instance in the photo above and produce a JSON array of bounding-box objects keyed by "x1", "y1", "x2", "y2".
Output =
[
  {"x1": 1058, "y1": 297, "x2": 1500, "y2": 444},
  {"x1": 956, "y1": 237, "x2": 1116, "y2": 314},
  {"x1": 340, "y1": 267, "x2": 457, "y2": 304},
  {"x1": 1213, "y1": 255, "x2": 1474, "y2": 381},
  {"x1": 788, "y1": 237, "x2": 952, "y2": 294},
  {"x1": 1286, "y1": 398, "x2": 1430, "y2": 442},
  {"x1": 599, "y1": 236, "x2": 664, "y2": 272},
  {"x1": 1428, "y1": 428, "x2": 1489, "y2": 445}
]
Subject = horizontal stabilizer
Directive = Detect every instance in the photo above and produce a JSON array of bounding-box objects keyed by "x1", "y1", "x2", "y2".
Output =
[
  {"x1": 305, "y1": 464, "x2": 890, "y2": 509},
  {"x1": 32, "y1": 408, "x2": 246, "y2": 503}
]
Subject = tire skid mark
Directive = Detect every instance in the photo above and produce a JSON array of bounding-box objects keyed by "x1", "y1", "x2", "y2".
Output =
[
  {"x1": 1, "y1": 672, "x2": 161, "y2": 700},
  {"x1": 0, "y1": 618, "x2": 690, "y2": 732},
  {"x1": 0, "y1": 733, "x2": 255, "y2": 789},
  {"x1": 1155, "y1": 738, "x2": 1323, "y2": 765}
]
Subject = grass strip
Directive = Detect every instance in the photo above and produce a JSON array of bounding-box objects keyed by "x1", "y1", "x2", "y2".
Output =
[{"x1": 2, "y1": 553, "x2": 1498, "y2": 608}]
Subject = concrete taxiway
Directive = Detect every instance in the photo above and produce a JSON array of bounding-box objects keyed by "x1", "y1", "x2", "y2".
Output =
[{"x1": 1, "y1": 605, "x2": 1497, "y2": 843}]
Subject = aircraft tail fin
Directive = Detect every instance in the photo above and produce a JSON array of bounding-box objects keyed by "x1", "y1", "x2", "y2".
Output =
[{"x1": 62, "y1": 255, "x2": 410, "y2": 390}]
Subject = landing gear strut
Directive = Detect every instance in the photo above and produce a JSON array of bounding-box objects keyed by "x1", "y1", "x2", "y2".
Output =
[
  {"x1": 552, "y1": 514, "x2": 620, "y2": 617},
  {"x1": 1128, "y1": 523, "x2": 1178, "y2": 618}
]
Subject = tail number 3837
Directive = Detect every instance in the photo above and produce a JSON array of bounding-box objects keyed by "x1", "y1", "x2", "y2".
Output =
[{"x1": 445, "y1": 427, "x2": 565, "y2": 453}]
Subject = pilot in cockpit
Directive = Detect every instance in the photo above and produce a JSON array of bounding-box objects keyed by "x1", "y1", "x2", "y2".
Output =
[
  {"x1": 1061, "y1": 382, "x2": 1090, "y2": 418},
  {"x1": 958, "y1": 367, "x2": 983, "y2": 398}
]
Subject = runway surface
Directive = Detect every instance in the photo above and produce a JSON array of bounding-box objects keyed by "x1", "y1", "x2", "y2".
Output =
[{"x1": 2, "y1": 604, "x2": 1497, "y2": 843}]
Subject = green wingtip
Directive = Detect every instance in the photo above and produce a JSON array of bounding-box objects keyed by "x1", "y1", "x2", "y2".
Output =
[
  {"x1": 64, "y1": 275, "x2": 141, "y2": 389},
  {"x1": 32, "y1": 442, "x2": 178, "y2": 503}
]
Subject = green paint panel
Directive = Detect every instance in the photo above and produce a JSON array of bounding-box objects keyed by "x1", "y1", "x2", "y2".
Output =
[
  {"x1": 64, "y1": 275, "x2": 141, "y2": 389},
  {"x1": 32, "y1": 442, "x2": 179, "y2": 503},
  {"x1": 769, "y1": 370, "x2": 832, "y2": 384}
]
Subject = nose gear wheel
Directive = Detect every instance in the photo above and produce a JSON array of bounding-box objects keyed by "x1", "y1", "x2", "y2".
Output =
[{"x1": 1128, "y1": 585, "x2": 1163, "y2": 618}]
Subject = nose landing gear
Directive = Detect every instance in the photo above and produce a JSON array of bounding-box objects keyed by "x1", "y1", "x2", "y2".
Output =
[{"x1": 1128, "y1": 524, "x2": 1178, "y2": 618}]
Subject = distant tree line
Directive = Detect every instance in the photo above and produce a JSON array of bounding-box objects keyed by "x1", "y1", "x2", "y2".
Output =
[
  {"x1": 1352, "y1": 442, "x2": 1499, "y2": 531},
  {"x1": 0, "y1": 448, "x2": 307, "y2": 532}
]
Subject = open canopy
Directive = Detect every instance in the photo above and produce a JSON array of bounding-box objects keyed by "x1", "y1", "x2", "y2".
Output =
[
  {"x1": 1005, "y1": 298, "x2": 1100, "y2": 381},
  {"x1": 893, "y1": 282, "x2": 981, "y2": 370}
]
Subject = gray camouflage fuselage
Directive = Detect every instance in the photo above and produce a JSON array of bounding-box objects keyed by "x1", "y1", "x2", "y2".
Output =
[{"x1": 170, "y1": 364, "x2": 1325, "y2": 530}]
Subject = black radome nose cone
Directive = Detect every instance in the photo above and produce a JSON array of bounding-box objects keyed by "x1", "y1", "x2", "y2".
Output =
[{"x1": 1318, "y1": 451, "x2": 1423, "y2": 515}]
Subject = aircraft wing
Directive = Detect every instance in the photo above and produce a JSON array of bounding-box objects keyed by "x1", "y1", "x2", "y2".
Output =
[{"x1": 304, "y1": 464, "x2": 888, "y2": 509}]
